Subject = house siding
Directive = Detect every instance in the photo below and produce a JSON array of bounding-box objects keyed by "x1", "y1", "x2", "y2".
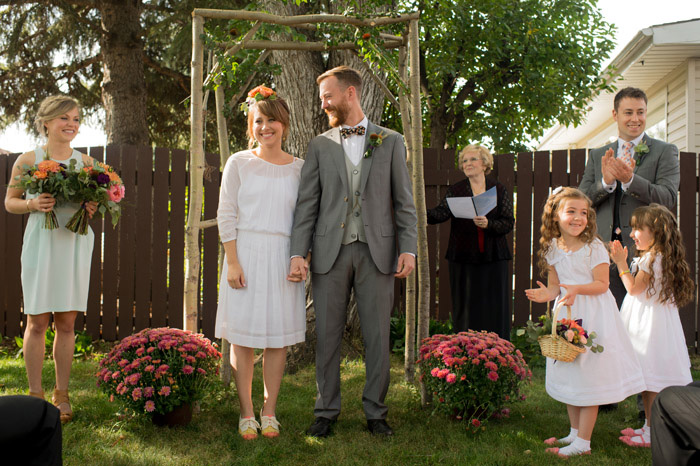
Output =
[
  {"x1": 692, "y1": 59, "x2": 700, "y2": 153},
  {"x1": 667, "y1": 68, "x2": 687, "y2": 151}
]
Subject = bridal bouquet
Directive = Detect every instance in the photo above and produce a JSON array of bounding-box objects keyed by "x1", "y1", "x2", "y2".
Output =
[
  {"x1": 65, "y1": 161, "x2": 124, "y2": 234},
  {"x1": 10, "y1": 159, "x2": 71, "y2": 229}
]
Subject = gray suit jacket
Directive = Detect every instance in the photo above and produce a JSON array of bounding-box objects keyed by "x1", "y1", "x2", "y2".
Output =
[
  {"x1": 290, "y1": 122, "x2": 418, "y2": 275},
  {"x1": 579, "y1": 135, "x2": 679, "y2": 249}
]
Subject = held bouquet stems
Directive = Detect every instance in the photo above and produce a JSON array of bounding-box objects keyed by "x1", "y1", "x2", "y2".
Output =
[
  {"x1": 65, "y1": 161, "x2": 125, "y2": 235},
  {"x1": 10, "y1": 159, "x2": 72, "y2": 230}
]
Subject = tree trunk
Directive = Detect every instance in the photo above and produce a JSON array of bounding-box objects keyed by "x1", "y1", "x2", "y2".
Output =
[
  {"x1": 98, "y1": 0, "x2": 149, "y2": 145},
  {"x1": 428, "y1": 110, "x2": 450, "y2": 150}
]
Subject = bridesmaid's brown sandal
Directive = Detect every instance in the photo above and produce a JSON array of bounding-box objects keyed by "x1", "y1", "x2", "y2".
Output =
[
  {"x1": 28, "y1": 390, "x2": 45, "y2": 400},
  {"x1": 52, "y1": 388, "x2": 73, "y2": 423}
]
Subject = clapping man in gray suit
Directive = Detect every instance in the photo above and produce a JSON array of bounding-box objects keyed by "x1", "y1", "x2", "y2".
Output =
[
  {"x1": 288, "y1": 66, "x2": 417, "y2": 437},
  {"x1": 580, "y1": 86, "x2": 679, "y2": 307}
]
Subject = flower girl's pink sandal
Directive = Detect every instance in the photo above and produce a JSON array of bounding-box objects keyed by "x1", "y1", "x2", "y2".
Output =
[
  {"x1": 619, "y1": 434, "x2": 651, "y2": 448},
  {"x1": 545, "y1": 447, "x2": 592, "y2": 458},
  {"x1": 620, "y1": 426, "x2": 644, "y2": 436}
]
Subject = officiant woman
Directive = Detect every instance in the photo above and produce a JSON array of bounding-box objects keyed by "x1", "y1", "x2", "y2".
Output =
[{"x1": 427, "y1": 144, "x2": 514, "y2": 338}]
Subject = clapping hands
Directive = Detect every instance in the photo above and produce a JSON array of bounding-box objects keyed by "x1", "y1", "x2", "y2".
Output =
[
  {"x1": 602, "y1": 147, "x2": 635, "y2": 184},
  {"x1": 609, "y1": 240, "x2": 628, "y2": 267}
]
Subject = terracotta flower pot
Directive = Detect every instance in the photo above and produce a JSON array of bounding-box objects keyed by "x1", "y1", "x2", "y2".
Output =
[{"x1": 152, "y1": 403, "x2": 193, "y2": 427}]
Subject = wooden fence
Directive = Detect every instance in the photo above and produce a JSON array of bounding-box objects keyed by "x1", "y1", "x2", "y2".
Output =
[{"x1": 1, "y1": 146, "x2": 698, "y2": 350}]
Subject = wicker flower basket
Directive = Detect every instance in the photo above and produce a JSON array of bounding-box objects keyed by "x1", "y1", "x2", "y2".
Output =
[{"x1": 537, "y1": 302, "x2": 586, "y2": 363}]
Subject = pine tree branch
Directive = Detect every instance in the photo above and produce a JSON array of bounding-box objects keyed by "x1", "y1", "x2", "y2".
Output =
[{"x1": 143, "y1": 54, "x2": 189, "y2": 94}]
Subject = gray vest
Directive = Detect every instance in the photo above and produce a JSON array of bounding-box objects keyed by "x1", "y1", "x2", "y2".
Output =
[{"x1": 341, "y1": 155, "x2": 367, "y2": 245}]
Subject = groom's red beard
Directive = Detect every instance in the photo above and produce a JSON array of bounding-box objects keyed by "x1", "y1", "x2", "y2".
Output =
[{"x1": 325, "y1": 101, "x2": 351, "y2": 127}]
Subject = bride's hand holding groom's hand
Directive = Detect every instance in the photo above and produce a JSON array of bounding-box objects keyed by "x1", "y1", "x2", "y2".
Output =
[{"x1": 287, "y1": 256, "x2": 308, "y2": 282}]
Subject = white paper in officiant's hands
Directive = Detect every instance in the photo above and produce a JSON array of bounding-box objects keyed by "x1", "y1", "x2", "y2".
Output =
[{"x1": 446, "y1": 186, "x2": 497, "y2": 219}]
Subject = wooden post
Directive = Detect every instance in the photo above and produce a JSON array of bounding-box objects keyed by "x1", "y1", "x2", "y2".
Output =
[
  {"x1": 214, "y1": 83, "x2": 233, "y2": 384},
  {"x1": 398, "y1": 44, "x2": 416, "y2": 384},
  {"x1": 409, "y1": 19, "x2": 430, "y2": 406},
  {"x1": 185, "y1": 13, "x2": 205, "y2": 332}
]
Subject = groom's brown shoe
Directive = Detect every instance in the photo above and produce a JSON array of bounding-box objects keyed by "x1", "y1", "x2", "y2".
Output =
[
  {"x1": 367, "y1": 419, "x2": 393, "y2": 436},
  {"x1": 306, "y1": 417, "x2": 334, "y2": 438}
]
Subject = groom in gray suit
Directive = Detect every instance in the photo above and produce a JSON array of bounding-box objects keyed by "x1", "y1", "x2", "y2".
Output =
[
  {"x1": 288, "y1": 66, "x2": 417, "y2": 437},
  {"x1": 580, "y1": 86, "x2": 680, "y2": 307}
]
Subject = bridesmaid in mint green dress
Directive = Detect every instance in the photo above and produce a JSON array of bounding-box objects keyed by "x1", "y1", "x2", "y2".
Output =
[{"x1": 4, "y1": 95, "x2": 98, "y2": 423}]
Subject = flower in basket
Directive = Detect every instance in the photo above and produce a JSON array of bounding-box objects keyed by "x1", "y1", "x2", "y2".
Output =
[
  {"x1": 10, "y1": 158, "x2": 72, "y2": 229},
  {"x1": 418, "y1": 331, "x2": 531, "y2": 432},
  {"x1": 65, "y1": 161, "x2": 124, "y2": 235},
  {"x1": 521, "y1": 309, "x2": 604, "y2": 363},
  {"x1": 96, "y1": 328, "x2": 222, "y2": 418}
]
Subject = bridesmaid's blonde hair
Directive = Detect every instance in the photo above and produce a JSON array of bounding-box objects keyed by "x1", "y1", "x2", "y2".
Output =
[{"x1": 34, "y1": 95, "x2": 80, "y2": 137}]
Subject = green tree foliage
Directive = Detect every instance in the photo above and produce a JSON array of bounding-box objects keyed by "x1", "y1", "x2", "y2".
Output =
[
  {"x1": 0, "y1": 0, "x2": 246, "y2": 149},
  {"x1": 1, "y1": 0, "x2": 614, "y2": 154},
  {"x1": 411, "y1": 0, "x2": 616, "y2": 152}
]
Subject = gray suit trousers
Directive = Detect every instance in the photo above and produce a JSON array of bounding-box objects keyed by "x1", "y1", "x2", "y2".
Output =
[{"x1": 312, "y1": 241, "x2": 394, "y2": 420}]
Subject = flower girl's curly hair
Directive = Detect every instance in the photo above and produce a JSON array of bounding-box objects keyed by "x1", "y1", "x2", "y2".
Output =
[
  {"x1": 537, "y1": 187, "x2": 597, "y2": 277},
  {"x1": 629, "y1": 204, "x2": 694, "y2": 306}
]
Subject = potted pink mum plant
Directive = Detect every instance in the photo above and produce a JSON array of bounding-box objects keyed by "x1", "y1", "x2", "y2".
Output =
[
  {"x1": 97, "y1": 327, "x2": 221, "y2": 426},
  {"x1": 419, "y1": 330, "x2": 531, "y2": 431}
]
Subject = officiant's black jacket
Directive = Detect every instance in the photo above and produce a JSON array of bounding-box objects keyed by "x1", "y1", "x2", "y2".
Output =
[{"x1": 427, "y1": 176, "x2": 514, "y2": 264}]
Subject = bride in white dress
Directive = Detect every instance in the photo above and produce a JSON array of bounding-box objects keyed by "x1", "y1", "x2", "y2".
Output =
[{"x1": 215, "y1": 87, "x2": 306, "y2": 440}]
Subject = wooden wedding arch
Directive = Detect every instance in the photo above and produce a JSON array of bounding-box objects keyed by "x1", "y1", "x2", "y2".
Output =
[{"x1": 187, "y1": 8, "x2": 429, "y2": 386}]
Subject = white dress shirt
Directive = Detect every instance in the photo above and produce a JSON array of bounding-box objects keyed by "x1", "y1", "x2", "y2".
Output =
[
  {"x1": 340, "y1": 116, "x2": 368, "y2": 166},
  {"x1": 601, "y1": 133, "x2": 645, "y2": 193}
]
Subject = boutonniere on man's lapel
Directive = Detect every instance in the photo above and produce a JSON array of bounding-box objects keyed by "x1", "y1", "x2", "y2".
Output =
[
  {"x1": 364, "y1": 132, "x2": 385, "y2": 158},
  {"x1": 633, "y1": 139, "x2": 649, "y2": 166}
]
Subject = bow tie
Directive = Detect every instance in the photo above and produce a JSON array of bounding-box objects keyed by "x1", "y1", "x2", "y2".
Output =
[{"x1": 340, "y1": 125, "x2": 366, "y2": 139}]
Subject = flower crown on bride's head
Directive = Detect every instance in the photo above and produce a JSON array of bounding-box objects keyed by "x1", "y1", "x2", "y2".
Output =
[{"x1": 240, "y1": 85, "x2": 276, "y2": 113}]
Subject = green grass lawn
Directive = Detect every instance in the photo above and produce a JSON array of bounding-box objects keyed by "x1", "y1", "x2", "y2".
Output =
[{"x1": 1, "y1": 352, "x2": 697, "y2": 465}]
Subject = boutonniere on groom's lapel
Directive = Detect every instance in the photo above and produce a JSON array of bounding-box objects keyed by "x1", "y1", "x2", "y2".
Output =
[
  {"x1": 364, "y1": 132, "x2": 385, "y2": 158},
  {"x1": 633, "y1": 139, "x2": 649, "y2": 166}
]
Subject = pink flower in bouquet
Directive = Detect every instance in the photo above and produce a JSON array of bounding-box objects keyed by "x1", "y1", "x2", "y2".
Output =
[
  {"x1": 132, "y1": 388, "x2": 142, "y2": 401},
  {"x1": 487, "y1": 371, "x2": 499, "y2": 381},
  {"x1": 182, "y1": 365, "x2": 194, "y2": 375},
  {"x1": 145, "y1": 400, "x2": 156, "y2": 412},
  {"x1": 580, "y1": 335, "x2": 587, "y2": 345},
  {"x1": 144, "y1": 387, "x2": 155, "y2": 398},
  {"x1": 108, "y1": 184, "x2": 125, "y2": 202},
  {"x1": 565, "y1": 329, "x2": 575, "y2": 342},
  {"x1": 446, "y1": 373, "x2": 457, "y2": 384},
  {"x1": 158, "y1": 386, "x2": 171, "y2": 396},
  {"x1": 430, "y1": 367, "x2": 440, "y2": 377}
]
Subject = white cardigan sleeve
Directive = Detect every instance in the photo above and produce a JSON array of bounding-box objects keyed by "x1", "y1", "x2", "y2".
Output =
[{"x1": 217, "y1": 155, "x2": 240, "y2": 243}]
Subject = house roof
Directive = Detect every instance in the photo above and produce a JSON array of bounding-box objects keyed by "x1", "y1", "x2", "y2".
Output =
[{"x1": 537, "y1": 18, "x2": 700, "y2": 150}]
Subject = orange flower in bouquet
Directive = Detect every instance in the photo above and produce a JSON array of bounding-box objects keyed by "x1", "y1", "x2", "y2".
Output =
[{"x1": 10, "y1": 158, "x2": 71, "y2": 229}]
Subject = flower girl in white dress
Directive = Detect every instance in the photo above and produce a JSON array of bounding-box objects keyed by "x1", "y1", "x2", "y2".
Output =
[
  {"x1": 611, "y1": 204, "x2": 694, "y2": 448},
  {"x1": 526, "y1": 187, "x2": 645, "y2": 458}
]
